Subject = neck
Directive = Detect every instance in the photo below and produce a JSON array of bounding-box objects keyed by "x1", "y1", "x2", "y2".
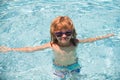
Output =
[{"x1": 58, "y1": 42, "x2": 71, "y2": 47}]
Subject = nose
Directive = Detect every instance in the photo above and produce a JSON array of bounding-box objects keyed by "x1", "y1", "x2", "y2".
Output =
[{"x1": 61, "y1": 34, "x2": 67, "y2": 37}]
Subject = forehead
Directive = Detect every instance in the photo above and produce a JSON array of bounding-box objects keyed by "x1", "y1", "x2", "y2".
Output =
[
  {"x1": 54, "y1": 23, "x2": 72, "y2": 31},
  {"x1": 54, "y1": 29, "x2": 71, "y2": 32}
]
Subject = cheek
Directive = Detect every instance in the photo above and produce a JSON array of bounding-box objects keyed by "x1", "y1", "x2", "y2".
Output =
[
  {"x1": 55, "y1": 37, "x2": 61, "y2": 40},
  {"x1": 67, "y1": 36, "x2": 72, "y2": 39},
  {"x1": 68, "y1": 35, "x2": 72, "y2": 38}
]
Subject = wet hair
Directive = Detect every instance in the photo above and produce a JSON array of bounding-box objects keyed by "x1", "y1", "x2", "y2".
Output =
[{"x1": 50, "y1": 16, "x2": 77, "y2": 46}]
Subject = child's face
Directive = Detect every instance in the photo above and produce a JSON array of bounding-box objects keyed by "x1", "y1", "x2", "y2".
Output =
[{"x1": 54, "y1": 29, "x2": 72, "y2": 45}]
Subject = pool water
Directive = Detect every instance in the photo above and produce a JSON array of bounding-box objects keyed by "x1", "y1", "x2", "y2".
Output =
[{"x1": 0, "y1": 0, "x2": 120, "y2": 80}]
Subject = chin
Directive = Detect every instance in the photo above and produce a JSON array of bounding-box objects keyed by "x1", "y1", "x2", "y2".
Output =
[{"x1": 61, "y1": 40, "x2": 69, "y2": 43}]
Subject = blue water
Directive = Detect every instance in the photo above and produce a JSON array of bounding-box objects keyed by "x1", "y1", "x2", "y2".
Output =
[{"x1": 0, "y1": 0, "x2": 120, "y2": 80}]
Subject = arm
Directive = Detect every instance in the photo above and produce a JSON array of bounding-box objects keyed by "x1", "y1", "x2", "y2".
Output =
[
  {"x1": 78, "y1": 33, "x2": 114, "y2": 43},
  {"x1": 0, "y1": 42, "x2": 51, "y2": 53}
]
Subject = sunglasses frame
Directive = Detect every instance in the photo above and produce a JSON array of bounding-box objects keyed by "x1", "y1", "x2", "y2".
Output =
[{"x1": 54, "y1": 31, "x2": 73, "y2": 37}]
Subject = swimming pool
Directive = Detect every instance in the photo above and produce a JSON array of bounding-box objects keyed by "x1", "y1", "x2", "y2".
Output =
[{"x1": 0, "y1": 0, "x2": 120, "y2": 80}]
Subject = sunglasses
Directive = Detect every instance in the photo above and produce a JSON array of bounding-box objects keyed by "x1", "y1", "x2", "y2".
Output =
[{"x1": 54, "y1": 31, "x2": 72, "y2": 37}]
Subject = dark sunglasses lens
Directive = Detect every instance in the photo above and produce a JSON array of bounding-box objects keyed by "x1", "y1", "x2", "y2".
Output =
[
  {"x1": 55, "y1": 32, "x2": 62, "y2": 37},
  {"x1": 55, "y1": 31, "x2": 72, "y2": 37},
  {"x1": 65, "y1": 31, "x2": 72, "y2": 36}
]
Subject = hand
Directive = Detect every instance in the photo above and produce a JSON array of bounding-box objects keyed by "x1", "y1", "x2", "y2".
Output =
[{"x1": 0, "y1": 46, "x2": 11, "y2": 53}]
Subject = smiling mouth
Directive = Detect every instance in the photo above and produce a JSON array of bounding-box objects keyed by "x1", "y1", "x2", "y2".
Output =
[
  {"x1": 60, "y1": 37, "x2": 70, "y2": 42},
  {"x1": 61, "y1": 37, "x2": 68, "y2": 40}
]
